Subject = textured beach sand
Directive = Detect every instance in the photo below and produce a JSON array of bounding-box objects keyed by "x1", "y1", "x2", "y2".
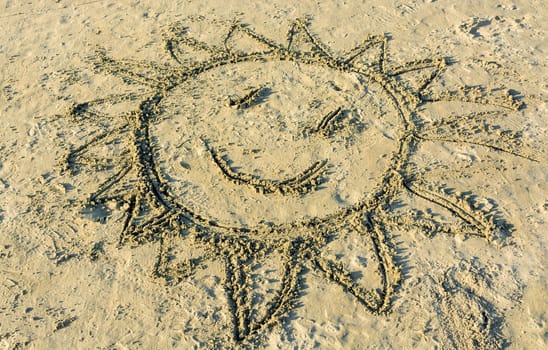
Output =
[{"x1": 0, "y1": 1, "x2": 546, "y2": 349}]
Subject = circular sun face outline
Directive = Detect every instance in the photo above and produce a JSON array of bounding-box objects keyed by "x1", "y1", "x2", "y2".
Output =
[
  {"x1": 154, "y1": 48, "x2": 401, "y2": 237},
  {"x1": 155, "y1": 59, "x2": 397, "y2": 214},
  {"x1": 63, "y1": 18, "x2": 535, "y2": 345}
]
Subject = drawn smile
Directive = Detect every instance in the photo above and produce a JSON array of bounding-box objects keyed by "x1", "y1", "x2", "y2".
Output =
[
  {"x1": 208, "y1": 146, "x2": 329, "y2": 195},
  {"x1": 204, "y1": 93, "x2": 346, "y2": 196}
]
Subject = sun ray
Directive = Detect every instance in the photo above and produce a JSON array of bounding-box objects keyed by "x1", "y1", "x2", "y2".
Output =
[
  {"x1": 388, "y1": 57, "x2": 448, "y2": 95},
  {"x1": 341, "y1": 35, "x2": 385, "y2": 65},
  {"x1": 224, "y1": 252, "x2": 255, "y2": 341},
  {"x1": 69, "y1": 92, "x2": 147, "y2": 111},
  {"x1": 251, "y1": 246, "x2": 302, "y2": 332},
  {"x1": 213, "y1": 238, "x2": 304, "y2": 343},
  {"x1": 313, "y1": 213, "x2": 401, "y2": 314},
  {"x1": 118, "y1": 195, "x2": 175, "y2": 244},
  {"x1": 222, "y1": 21, "x2": 278, "y2": 56},
  {"x1": 313, "y1": 255, "x2": 382, "y2": 312},
  {"x1": 422, "y1": 85, "x2": 524, "y2": 111},
  {"x1": 401, "y1": 177, "x2": 499, "y2": 241},
  {"x1": 150, "y1": 220, "x2": 207, "y2": 283},
  {"x1": 67, "y1": 98, "x2": 143, "y2": 131},
  {"x1": 379, "y1": 37, "x2": 389, "y2": 73},
  {"x1": 417, "y1": 110, "x2": 538, "y2": 161},
  {"x1": 88, "y1": 162, "x2": 134, "y2": 204},
  {"x1": 91, "y1": 50, "x2": 180, "y2": 88},
  {"x1": 359, "y1": 214, "x2": 401, "y2": 311},
  {"x1": 64, "y1": 124, "x2": 131, "y2": 174},
  {"x1": 119, "y1": 194, "x2": 139, "y2": 243},
  {"x1": 164, "y1": 20, "x2": 228, "y2": 60},
  {"x1": 385, "y1": 209, "x2": 491, "y2": 238},
  {"x1": 389, "y1": 57, "x2": 446, "y2": 76},
  {"x1": 235, "y1": 23, "x2": 287, "y2": 54},
  {"x1": 419, "y1": 134, "x2": 537, "y2": 161},
  {"x1": 291, "y1": 18, "x2": 335, "y2": 60}
]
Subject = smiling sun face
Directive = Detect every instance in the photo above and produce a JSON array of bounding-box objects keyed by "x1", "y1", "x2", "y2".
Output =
[
  {"x1": 63, "y1": 18, "x2": 535, "y2": 345},
  {"x1": 155, "y1": 58, "x2": 400, "y2": 228}
]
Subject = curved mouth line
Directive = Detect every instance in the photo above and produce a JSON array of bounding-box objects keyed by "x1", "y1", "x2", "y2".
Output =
[{"x1": 208, "y1": 147, "x2": 329, "y2": 195}]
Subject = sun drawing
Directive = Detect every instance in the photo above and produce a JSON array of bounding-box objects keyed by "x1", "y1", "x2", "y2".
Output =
[{"x1": 63, "y1": 18, "x2": 534, "y2": 344}]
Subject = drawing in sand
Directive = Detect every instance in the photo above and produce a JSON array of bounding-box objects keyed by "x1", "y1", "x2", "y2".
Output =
[{"x1": 61, "y1": 17, "x2": 536, "y2": 347}]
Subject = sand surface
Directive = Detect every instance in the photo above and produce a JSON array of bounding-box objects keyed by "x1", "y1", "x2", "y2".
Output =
[{"x1": 0, "y1": 1, "x2": 546, "y2": 349}]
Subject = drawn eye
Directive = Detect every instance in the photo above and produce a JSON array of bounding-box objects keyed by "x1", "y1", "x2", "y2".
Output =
[
  {"x1": 310, "y1": 106, "x2": 346, "y2": 137},
  {"x1": 225, "y1": 86, "x2": 268, "y2": 109}
]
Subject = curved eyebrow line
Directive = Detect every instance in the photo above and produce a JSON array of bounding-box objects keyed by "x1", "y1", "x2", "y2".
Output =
[{"x1": 226, "y1": 86, "x2": 266, "y2": 109}]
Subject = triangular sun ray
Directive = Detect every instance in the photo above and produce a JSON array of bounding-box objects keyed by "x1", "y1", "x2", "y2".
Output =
[
  {"x1": 234, "y1": 23, "x2": 285, "y2": 53},
  {"x1": 224, "y1": 253, "x2": 253, "y2": 342},
  {"x1": 290, "y1": 18, "x2": 335, "y2": 60},
  {"x1": 221, "y1": 240, "x2": 304, "y2": 343},
  {"x1": 312, "y1": 215, "x2": 401, "y2": 314},
  {"x1": 151, "y1": 226, "x2": 208, "y2": 282},
  {"x1": 379, "y1": 37, "x2": 388, "y2": 73},
  {"x1": 313, "y1": 255, "x2": 382, "y2": 312},
  {"x1": 418, "y1": 110, "x2": 539, "y2": 161},
  {"x1": 419, "y1": 134, "x2": 538, "y2": 161},
  {"x1": 92, "y1": 50, "x2": 177, "y2": 88},
  {"x1": 422, "y1": 85, "x2": 524, "y2": 111},
  {"x1": 67, "y1": 94, "x2": 145, "y2": 126},
  {"x1": 118, "y1": 192, "x2": 176, "y2": 245},
  {"x1": 163, "y1": 20, "x2": 228, "y2": 62},
  {"x1": 127, "y1": 209, "x2": 179, "y2": 245},
  {"x1": 119, "y1": 194, "x2": 139, "y2": 244},
  {"x1": 402, "y1": 179, "x2": 499, "y2": 241},
  {"x1": 88, "y1": 162, "x2": 133, "y2": 205},
  {"x1": 385, "y1": 210, "x2": 489, "y2": 238},
  {"x1": 341, "y1": 35, "x2": 385, "y2": 65},
  {"x1": 389, "y1": 57, "x2": 448, "y2": 94},
  {"x1": 167, "y1": 34, "x2": 226, "y2": 59},
  {"x1": 389, "y1": 57, "x2": 446, "y2": 76},
  {"x1": 242, "y1": 242, "x2": 303, "y2": 343},
  {"x1": 222, "y1": 21, "x2": 276, "y2": 55},
  {"x1": 65, "y1": 123, "x2": 131, "y2": 171}
]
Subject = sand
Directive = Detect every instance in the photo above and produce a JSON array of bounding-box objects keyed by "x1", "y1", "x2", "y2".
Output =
[{"x1": 0, "y1": 1, "x2": 546, "y2": 349}]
